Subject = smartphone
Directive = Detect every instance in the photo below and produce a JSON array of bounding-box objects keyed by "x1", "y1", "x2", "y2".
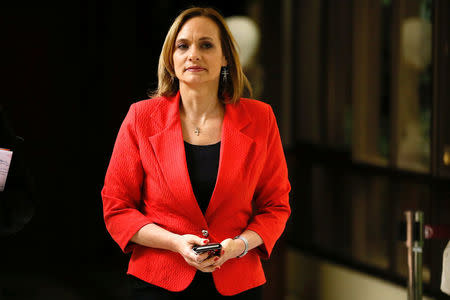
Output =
[{"x1": 192, "y1": 243, "x2": 222, "y2": 255}]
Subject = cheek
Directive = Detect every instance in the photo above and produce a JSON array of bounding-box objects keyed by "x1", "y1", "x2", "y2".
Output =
[
  {"x1": 211, "y1": 58, "x2": 223, "y2": 73},
  {"x1": 173, "y1": 55, "x2": 183, "y2": 75}
]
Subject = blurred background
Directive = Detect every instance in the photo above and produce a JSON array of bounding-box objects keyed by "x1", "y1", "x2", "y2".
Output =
[{"x1": 1, "y1": 0, "x2": 449, "y2": 299}]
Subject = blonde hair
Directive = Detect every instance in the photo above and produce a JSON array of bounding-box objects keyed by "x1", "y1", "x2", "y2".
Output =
[{"x1": 151, "y1": 7, "x2": 252, "y2": 104}]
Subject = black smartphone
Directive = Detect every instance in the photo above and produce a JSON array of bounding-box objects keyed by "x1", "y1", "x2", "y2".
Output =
[{"x1": 192, "y1": 243, "x2": 222, "y2": 255}]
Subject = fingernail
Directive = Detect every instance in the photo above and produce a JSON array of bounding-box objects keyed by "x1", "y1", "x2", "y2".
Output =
[
  {"x1": 221, "y1": 250, "x2": 225, "y2": 255},
  {"x1": 214, "y1": 257, "x2": 219, "y2": 261},
  {"x1": 215, "y1": 267, "x2": 220, "y2": 271},
  {"x1": 203, "y1": 240, "x2": 208, "y2": 244}
]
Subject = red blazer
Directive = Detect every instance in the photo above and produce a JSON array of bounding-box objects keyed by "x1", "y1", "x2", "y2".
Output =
[{"x1": 101, "y1": 92, "x2": 291, "y2": 296}]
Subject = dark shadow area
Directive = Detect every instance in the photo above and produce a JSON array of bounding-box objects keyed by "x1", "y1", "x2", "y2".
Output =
[{"x1": 0, "y1": 1, "x2": 263, "y2": 299}]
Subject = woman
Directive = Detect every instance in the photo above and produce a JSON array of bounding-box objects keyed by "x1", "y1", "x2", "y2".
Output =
[{"x1": 101, "y1": 7, "x2": 290, "y2": 299}]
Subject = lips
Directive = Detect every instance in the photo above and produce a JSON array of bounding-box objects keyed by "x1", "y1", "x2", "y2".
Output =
[{"x1": 185, "y1": 66, "x2": 206, "y2": 72}]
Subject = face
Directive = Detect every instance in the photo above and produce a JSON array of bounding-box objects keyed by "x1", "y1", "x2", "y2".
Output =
[{"x1": 172, "y1": 17, "x2": 227, "y2": 87}]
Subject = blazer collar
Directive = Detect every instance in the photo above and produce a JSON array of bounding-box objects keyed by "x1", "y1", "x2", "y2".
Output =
[{"x1": 148, "y1": 92, "x2": 254, "y2": 228}]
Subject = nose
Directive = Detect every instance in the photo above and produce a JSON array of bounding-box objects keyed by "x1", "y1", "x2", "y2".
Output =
[{"x1": 188, "y1": 45, "x2": 200, "y2": 61}]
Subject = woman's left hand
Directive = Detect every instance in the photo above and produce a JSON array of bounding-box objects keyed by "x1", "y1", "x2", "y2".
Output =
[{"x1": 212, "y1": 238, "x2": 246, "y2": 269}]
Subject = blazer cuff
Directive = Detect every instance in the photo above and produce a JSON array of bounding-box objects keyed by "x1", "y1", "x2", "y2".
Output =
[
  {"x1": 245, "y1": 224, "x2": 274, "y2": 259},
  {"x1": 103, "y1": 206, "x2": 154, "y2": 253},
  {"x1": 121, "y1": 218, "x2": 154, "y2": 253}
]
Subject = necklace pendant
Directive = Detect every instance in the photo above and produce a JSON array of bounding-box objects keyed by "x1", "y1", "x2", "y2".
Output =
[{"x1": 194, "y1": 128, "x2": 200, "y2": 136}]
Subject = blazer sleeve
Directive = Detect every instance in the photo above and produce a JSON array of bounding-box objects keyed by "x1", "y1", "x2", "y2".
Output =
[
  {"x1": 246, "y1": 105, "x2": 291, "y2": 259},
  {"x1": 101, "y1": 104, "x2": 153, "y2": 253}
]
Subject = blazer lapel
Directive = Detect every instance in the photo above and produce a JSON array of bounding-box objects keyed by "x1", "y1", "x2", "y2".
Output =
[
  {"x1": 148, "y1": 93, "x2": 206, "y2": 227},
  {"x1": 205, "y1": 101, "x2": 254, "y2": 220},
  {"x1": 148, "y1": 93, "x2": 255, "y2": 227}
]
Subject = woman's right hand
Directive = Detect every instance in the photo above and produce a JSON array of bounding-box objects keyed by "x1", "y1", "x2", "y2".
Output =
[{"x1": 175, "y1": 234, "x2": 221, "y2": 273}]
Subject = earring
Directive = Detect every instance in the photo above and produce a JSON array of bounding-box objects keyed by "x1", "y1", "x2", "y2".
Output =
[{"x1": 221, "y1": 66, "x2": 229, "y2": 82}]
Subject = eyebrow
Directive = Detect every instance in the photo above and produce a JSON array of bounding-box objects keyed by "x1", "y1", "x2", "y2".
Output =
[{"x1": 175, "y1": 37, "x2": 214, "y2": 43}]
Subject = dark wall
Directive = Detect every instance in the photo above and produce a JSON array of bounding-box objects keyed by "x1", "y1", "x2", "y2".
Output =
[{"x1": 0, "y1": 1, "x2": 255, "y2": 299}]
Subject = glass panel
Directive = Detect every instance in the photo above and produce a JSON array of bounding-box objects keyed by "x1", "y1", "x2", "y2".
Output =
[
  {"x1": 325, "y1": 0, "x2": 353, "y2": 150},
  {"x1": 351, "y1": 0, "x2": 390, "y2": 167},
  {"x1": 350, "y1": 175, "x2": 390, "y2": 269},
  {"x1": 394, "y1": 0, "x2": 432, "y2": 173},
  {"x1": 308, "y1": 166, "x2": 390, "y2": 268},
  {"x1": 286, "y1": 159, "x2": 433, "y2": 281},
  {"x1": 380, "y1": 0, "x2": 393, "y2": 160},
  {"x1": 227, "y1": 1, "x2": 263, "y2": 98},
  {"x1": 309, "y1": 166, "x2": 353, "y2": 257},
  {"x1": 311, "y1": 166, "x2": 334, "y2": 249},
  {"x1": 294, "y1": 1, "x2": 322, "y2": 144}
]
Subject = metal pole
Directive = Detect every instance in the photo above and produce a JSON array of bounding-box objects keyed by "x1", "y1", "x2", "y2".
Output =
[{"x1": 405, "y1": 211, "x2": 424, "y2": 300}]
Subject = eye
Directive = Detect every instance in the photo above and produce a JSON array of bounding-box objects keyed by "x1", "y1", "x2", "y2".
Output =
[
  {"x1": 176, "y1": 43, "x2": 188, "y2": 50},
  {"x1": 201, "y1": 42, "x2": 213, "y2": 49}
]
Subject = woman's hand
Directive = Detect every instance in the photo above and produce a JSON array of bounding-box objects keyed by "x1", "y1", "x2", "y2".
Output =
[
  {"x1": 211, "y1": 238, "x2": 246, "y2": 269},
  {"x1": 175, "y1": 234, "x2": 223, "y2": 273}
]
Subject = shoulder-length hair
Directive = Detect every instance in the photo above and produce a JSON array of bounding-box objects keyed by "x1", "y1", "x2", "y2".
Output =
[{"x1": 151, "y1": 7, "x2": 252, "y2": 104}]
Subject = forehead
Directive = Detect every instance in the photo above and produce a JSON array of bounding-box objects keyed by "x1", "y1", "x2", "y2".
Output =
[{"x1": 176, "y1": 17, "x2": 221, "y2": 40}]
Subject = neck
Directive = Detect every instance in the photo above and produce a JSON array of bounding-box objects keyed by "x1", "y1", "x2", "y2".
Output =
[{"x1": 179, "y1": 82, "x2": 223, "y2": 122}]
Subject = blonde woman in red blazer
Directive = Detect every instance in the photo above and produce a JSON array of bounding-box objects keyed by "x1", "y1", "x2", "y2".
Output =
[{"x1": 101, "y1": 7, "x2": 290, "y2": 299}]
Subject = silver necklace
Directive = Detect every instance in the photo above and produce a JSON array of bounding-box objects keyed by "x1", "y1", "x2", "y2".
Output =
[{"x1": 182, "y1": 103, "x2": 223, "y2": 137}]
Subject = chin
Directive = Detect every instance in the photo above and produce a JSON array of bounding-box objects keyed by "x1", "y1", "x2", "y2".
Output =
[
  {"x1": 181, "y1": 77, "x2": 213, "y2": 85},
  {"x1": 181, "y1": 79, "x2": 205, "y2": 85},
  {"x1": 179, "y1": 75, "x2": 220, "y2": 88}
]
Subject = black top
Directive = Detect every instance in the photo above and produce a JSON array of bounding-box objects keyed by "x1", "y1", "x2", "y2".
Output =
[{"x1": 184, "y1": 141, "x2": 221, "y2": 215}]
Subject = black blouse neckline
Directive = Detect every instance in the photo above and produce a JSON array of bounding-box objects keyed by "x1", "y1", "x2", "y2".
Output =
[{"x1": 183, "y1": 140, "x2": 221, "y2": 147}]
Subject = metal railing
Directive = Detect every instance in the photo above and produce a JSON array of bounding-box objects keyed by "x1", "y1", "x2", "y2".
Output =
[{"x1": 404, "y1": 211, "x2": 450, "y2": 300}]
